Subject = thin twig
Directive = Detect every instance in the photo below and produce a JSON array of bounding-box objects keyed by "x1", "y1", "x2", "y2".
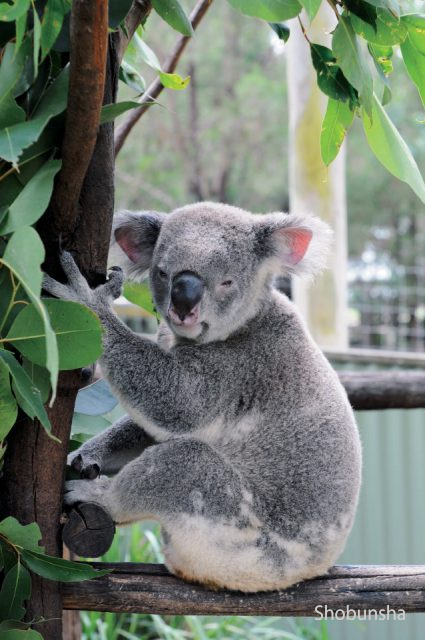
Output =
[{"x1": 114, "y1": 0, "x2": 214, "y2": 156}]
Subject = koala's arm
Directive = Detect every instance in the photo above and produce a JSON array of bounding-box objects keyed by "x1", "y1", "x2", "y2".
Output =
[
  {"x1": 99, "y1": 312, "x2": 223, "y2": 431},
  {"x1": 69, "y1": 415, "x2": 155, "y2": 477},
  {"x1": 43, "y1": 254, "x2": 224, "y2": 433}
]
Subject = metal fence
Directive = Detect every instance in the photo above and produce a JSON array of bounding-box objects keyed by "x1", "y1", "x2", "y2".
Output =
[{"x1": 348, "y1": 263, "x2": 425, "y2": 352}]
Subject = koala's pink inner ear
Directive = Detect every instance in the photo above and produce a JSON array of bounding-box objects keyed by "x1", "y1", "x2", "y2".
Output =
[
  {"x1": 115, "y1": 228, "x2": 142, "y2": 264},
  {"x1": 277, "y1": 227, "x2": 313, "y2": 265}
]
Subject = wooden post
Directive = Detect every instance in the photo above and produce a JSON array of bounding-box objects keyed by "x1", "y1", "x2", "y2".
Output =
[{"x1": 286, "y1": 7, "x2": 348, "y2": 349}]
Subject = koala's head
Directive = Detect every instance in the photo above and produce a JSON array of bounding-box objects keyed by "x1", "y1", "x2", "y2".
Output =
[{"x1": 112, "y1": 202, "x2": 331, "y2": 343}]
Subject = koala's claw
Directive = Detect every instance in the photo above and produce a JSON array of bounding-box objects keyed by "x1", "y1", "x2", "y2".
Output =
[
  {"x1": 69, "y1": 453, "x2": 101, "y2": 479},
  {"x1": 105, "y1": 266, "x2": 124, "y2": 300}
]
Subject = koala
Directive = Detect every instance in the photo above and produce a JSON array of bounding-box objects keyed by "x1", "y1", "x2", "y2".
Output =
[{"x1": 43, "y1": 201, "x2": 361, "y2": 592}]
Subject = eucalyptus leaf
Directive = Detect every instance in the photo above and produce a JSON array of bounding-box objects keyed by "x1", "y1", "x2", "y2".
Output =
[
  {"x1": 299, "y1": 0, "x2": 321, "y2": 22},
  {"x1": 119, "y1": 61, "x2": 146, "y2": 94},
  {"x1": 14, "y1": 10, "x2": 27, "y2": 54},
  {"x1": 321, "y1": 98, "x2": 354, "y2": 166},
  {"x1": 0, "y1": 92, "x2": 25, "y2": 129},
  {"x1": 0, "y1": 227, "x2": 59, "y2": 399},
  {"x1": 402, "y1": 14, "x2": 425, "y2": 54},
  {"x1": 0, "y1": 66, "x2": 69, "y2": 165},
  {"x1": 100, "y1": 101, "x2": 142, "y2": 125},
  {"x1": 350, "y1": 8, "x2": 407, "y2": 46},
  {"x1": 362, "y1": 93, "x2": 425, "y2": 204},
  {"x1": 22, "y1": 358, "x2": 51, "y2": 404},
  {"x1": 0, "y1": 358, "x2": 18, "y2": 441},
  {"x1": 0, "y1": 517, "x2": 44, "y2": 553},
  {"x1": 362, "y1": 0, "x2": 399, "y2": 15},
  {"x1": 227, "y1": 0, "x2": 302, "y2": 21},
  {"x1": 0, "y1": 630, "x2": 43, "y2": 640},
  {"x1": 310, "y1": 43, "x2": 358, "y2": 104},
  {"x1": 72, "y1": 412, "x2": 111, "y2": 437},
  {"x1": 401, "y1": 35, "x2": 425, "y2": 107},
  {"x1": 269, "y1": 22, "x2": 290, "y2": 42},
  {"x1": 0, "y1": 0, "x2": 30, "y2": 21},
  {"x1": 159, "y1": 71, "x2": 190, "y2": 90},
  {"x1": 40, "y1": 0, "x2": 71, "y2": 60},
  {"x1": 21, "y1": 549, "x2": 111, "y2": 581},
  {"x1": 0, "y1": 562, "x2": 31, "y2": 622},
  {"x1": 0, "y1": 42, "x2": 28, "y2": 106},
  {"x1": 33, "y1": 7, "x2": 41, "y2": 77},
  {"x1": 152, "y1": 0, "x2": 194, "y2": 36},
  {"x1": 0, "y1": 159, "x2": 61, "y2": 234},
  {"x1": 6, "y1": 299, "x2": 103, "y2": 370},
  {"x1": 109, "y1": 0, "x2": 133, "y2": 28},
  {"x1": 123, "y1": 281, "x2": 157, "y2": 316},
  {"x1": 0, "y1": 350, "x2": 52, "y2": 432},
  {"x1": 333, "y1": 16, "x2": 374, "y2": 117},
  {"x1": 74, "y1": 378, "x2": 118, "y2": 416}
]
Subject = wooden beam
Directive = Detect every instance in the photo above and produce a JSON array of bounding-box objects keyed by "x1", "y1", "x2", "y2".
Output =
[
  {"x1": 62, "y1": 563, "x2": 425, "y2": 616},
  {"x1": 339, "y1": 371, "x2": 425, "y2": 410}
]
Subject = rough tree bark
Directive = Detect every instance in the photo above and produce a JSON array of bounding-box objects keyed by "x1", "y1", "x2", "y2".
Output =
[{"x1": 0, "y1": 1, "x2": 121, "y2": 638}]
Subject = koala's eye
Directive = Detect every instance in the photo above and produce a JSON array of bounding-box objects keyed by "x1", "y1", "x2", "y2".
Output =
[
  {"x1": 158, "y1": 269, "x2": 168, "y2": 280},
  {"x1": 221, "y1": 280, "x2": 233, "y2": 287}
]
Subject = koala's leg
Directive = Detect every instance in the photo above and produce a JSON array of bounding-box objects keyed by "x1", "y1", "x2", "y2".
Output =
[
  {"x1": 64, "y1": 438, "x2": 280, "y2": 590},
  {"x1": 69, "y1": 415, "x2": 154, "y2": 478}
]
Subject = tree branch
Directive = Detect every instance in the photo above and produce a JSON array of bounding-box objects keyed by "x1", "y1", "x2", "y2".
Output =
[
  {"x1": 114, "y1": 0, "x2": 214, "y2": 156},
  {"x1": 117, "y1": 0, "x2": 152, "y2": 64},
  {"x1": 46, "y1": 0, "x2": 109, "y2": 243}
]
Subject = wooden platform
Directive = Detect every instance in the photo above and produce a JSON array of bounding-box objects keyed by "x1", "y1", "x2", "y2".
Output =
[{"x1": 62, "y1": 563, "x2": 425, "y2": 616}]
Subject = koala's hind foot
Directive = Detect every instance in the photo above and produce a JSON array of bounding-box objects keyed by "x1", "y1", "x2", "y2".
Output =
[{"x1": 43, "y1": 251, "x2": 124, "y2": 310}]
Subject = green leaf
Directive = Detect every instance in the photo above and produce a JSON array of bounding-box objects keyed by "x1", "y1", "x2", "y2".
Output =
[
  {"x1": 0, "y1": 42, "x2": 28, "y2": 106},
  {"x1": 15, "y1": 11, "x2": 27, "y2": 54},
  {"x1": 0, "y1": 358, "x2": 18, "y2": 441},
  {"x1": 0, "y1": 159, "x2": 61, "y2": 234},
  {"x1": 0, "y1": 350, "x2": 52, "y2": 432},
  {"x1": 0, "y1": 539, "x2": 18, "y2": 575},
  {"x1": 119, "y1": 61, "x2": 146, "y2": 94},
  {"x1": 310, "y1": 43, "x2": 358, "y2": 104},
  {"x1": 109, "y1": 0, "x2": 133, "y2": 28},
  {"x1": 0, "y1": 93, "x2": 25, "y2": 129},
  {"x1": 159, "y1": 71, "x2": 190, "y2": 90},
  {"x1": 269, "y1": 22, "x2": 290, "y2": 42},
  {"x1": 227, "y1": 0, "x2": 302, "y2": 21},
  {"x1": 33, "y1": 7, "x2": 41, "y2": 76},
  {"x1": 350, "y1": 8, "x2": 407, "y2": 46},
  {"x1": 0, "y1": 629, "x2": 43, "y2": 639},
  {"x1": 1, "y1": 227, "x2": 59, "y2": 399},
  {"x1": 0, "y1": 622, "x2": 31, "y2": 632},
  {"x1": 123, "y1": 281, "x2": 157, "y2": 316},
  {"x1": 0, "y1": 66, "x2": 69, "y2": 165},
  {"x1": 332, "y1": 16, "x2": 373, "y2": 117},
  {"x1": 362, "y1": 0, "x2": 399, "y2": 15},
  {"x1": 72, "y1": 412, "x2": 111, "y2": 437},
  {"x1": 6, "y1": 299, "x2": 103, "y2": 370},
  {"x1": 0, "y1": 518, "x2": 44, "y2": 554},
  {"x1": 362, "y1": 93, "x2": 425, "y2": 204},
  {"x1": 21, "y1": 550, "x2": 111, "y2": 582},
  {"x1": 402, "y1": 14, "x2": 425, "y2": 54},
  {"x1": 0, "y1": 562, "x2": 31, "y2": 622},
  {"x1": 321, "y1": 98, "x2": 354, "y2": 165},
  {"x1": 401, "y1": 35, "x2": 425, "y2": 108},
  {"x1": 345, "y1": 0, "x2": 377, "y2": 28},
  {"x1": 151, "y1": 0, "x2": 194, "y2": 36},
  {"x1": 100, "y1": 101, "x2": 142, "y2": 125},
  {"x1": 22, "y1": 358, "x2": 51, "y2": 404},
  {"x1": 0, "y1": 0, "x2": 30, "y2": 21},
  {"x1": 299, "y1": 0, "x2": 321, "y2": 22},
  {"x1": 41, "y1": 0, "x2": 71, "y2": 60},
  {"x1": 74, "y1": 378, "x2": 118, "y2": 416},
  {"x1": 132, "y1": 35, "x2": 161, "y2": 70}
]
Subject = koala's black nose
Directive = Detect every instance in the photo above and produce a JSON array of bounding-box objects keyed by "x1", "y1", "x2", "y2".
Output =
[{"x1": 171, "y1": 271, "x2": 204, "y2": 319}]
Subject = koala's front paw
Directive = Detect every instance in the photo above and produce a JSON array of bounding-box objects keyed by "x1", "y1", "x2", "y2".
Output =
[
  {"x1": 64, "y1": 476, "x2": 111, "y2": 510},
  {"x1": 43, "y1": 251, "x2": 93, "y2": 306},
  {"x1": 68, "y1": 451, "x2": 101, "y2": 479},
  {"x1": 105, "y1": 266, "x2": 124, "y2": 301}
]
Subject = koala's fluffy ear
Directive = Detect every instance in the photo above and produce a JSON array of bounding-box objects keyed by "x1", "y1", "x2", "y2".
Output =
[
  {"x1": 254, "y1": 212, "x2": 332, "y2": 277},
  {"x1": 110, "y1": 210, "x2": 166, "y2": 278}
]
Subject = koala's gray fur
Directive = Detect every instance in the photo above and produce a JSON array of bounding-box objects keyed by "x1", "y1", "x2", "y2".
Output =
[{"x1": 44, "y1": 202, "x2": 361, "y2": 592}]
